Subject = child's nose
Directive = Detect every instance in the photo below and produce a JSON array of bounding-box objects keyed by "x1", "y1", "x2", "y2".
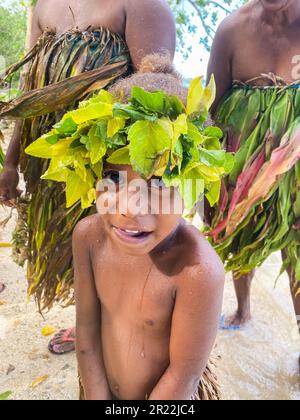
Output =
[{"x1": 118, "y1": 185, "x2": 150, "y2": 216}]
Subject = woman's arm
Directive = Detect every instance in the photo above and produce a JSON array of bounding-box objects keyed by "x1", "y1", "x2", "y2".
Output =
[
  {"x1": 73, "y1": 219, "x2": 112, "y2": 400},
  {"x1": 0, "y1": 4, "x2": 42, "y2": 203},
  {"x1": 149, "y1": 254, "x2": 225, "y2": 400},
  {"x1": 125, "y1": 0, "x2": 176, "y2": 70},
  {"x1": 207, "y1": 18, "x2": 234, "y2": 116}
]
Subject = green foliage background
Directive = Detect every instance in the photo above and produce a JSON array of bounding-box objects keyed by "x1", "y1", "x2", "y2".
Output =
[{"x1": 0, "y1": 1, "x2": 27, "y2": 68}]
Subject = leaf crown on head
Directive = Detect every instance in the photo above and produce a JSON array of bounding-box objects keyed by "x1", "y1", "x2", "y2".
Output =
[{"x1": 25, "y1": 75, "x2": 234, "y2": 210}]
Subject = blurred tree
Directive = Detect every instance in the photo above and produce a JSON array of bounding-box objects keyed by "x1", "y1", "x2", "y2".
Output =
[
  {"x1": 168, "y1": 0, "x2": 246, "y2": 55},
  {"x1": 0, "y1": 1, "x2": 27, "y2": 67}
]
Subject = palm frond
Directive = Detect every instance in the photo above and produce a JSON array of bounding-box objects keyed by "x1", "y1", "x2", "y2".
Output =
[{"x1": 1, "y1": 28, "x2": 131, "y2": 310}]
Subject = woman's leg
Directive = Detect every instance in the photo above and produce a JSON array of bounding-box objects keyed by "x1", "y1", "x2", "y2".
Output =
[
  {"x1": 282, "y1": 249, "x2": 300, "y2": 372},
  {"x1": 221, "y1": 270, "x2": 255, "y2": 328}
]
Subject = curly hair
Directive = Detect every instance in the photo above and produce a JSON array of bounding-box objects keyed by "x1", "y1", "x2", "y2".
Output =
[{"x1": 109, "y1": 53, "x2": 188, "y2": 104}]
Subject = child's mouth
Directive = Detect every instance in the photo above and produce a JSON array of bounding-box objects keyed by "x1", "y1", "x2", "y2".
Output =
[{"x1": 112, "y1": 226, "x2": 153, "y2": 244}]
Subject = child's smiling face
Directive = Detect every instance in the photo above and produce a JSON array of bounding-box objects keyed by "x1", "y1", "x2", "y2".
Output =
[{"x1": 96, "y1": 164, "x2": 184, "y2": 255}]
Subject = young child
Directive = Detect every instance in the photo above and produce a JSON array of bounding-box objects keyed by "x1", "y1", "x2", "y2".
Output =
[
  {"x1": 26, "y1": 55, "x2": 228, "y2": 400},
  {"x1": 76, "y1": 59, "x2": 225, "y2": 401}
]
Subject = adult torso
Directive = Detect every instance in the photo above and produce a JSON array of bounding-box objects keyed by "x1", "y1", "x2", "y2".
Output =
[
  {"x1": 232, "y1": 2, "x2": 300, "y2": 83},
  {"x1": 38, "y1": 0, "x2": 126, "y2": 37}
]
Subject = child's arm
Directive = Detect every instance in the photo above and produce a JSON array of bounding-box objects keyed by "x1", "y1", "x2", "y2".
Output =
[
  {"x1": 73, "y1": 220, "x2": 112, "y2": 400},
  {"x1": 149, "y1": 258, "x2": 225, "y2": 400}
]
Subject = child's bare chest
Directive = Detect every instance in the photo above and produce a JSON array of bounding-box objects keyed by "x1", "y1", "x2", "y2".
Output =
[
  {"x1": 233, "y1": 26, "x2": 300, "y2": 83},
  {"x1": 92, "y1": 255, "x2": 177, "y2": 334}
]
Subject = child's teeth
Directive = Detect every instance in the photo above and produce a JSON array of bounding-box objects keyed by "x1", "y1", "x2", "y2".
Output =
[{"x1": 125, "y1": 229, "x2": 139, "y2": 234}]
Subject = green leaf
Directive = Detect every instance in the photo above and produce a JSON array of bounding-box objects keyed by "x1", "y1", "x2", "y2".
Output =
[
  {"x1": 88, "y1": 125, "x2": 107, "y2": 165},
  {"x1": 41, "y1": 163, "x2": 71, "y2": 183},
  {"x1": 180, "y1": 163, "x2": 206, "y2": 210},
  {"x1": 113, "y1": 103, "x2": 157, "y2": 121},
  {"x1": 128, "y1": 120, "x2": 172, "y2": 177},
  {"x1": 51, "y1": 138, "x2": 74, "y2": 157},
  {"x1": 203, "y1": 136, "x2": 222, "y2": 150},
  {"x1": 82, "y1": 90, "x2": 114, "y2": 106},
  {"x1": 187, "y1": 75, "x2": 216, "y2": 117},
  {"x1": 172, "y1": 114, "x2": 188, "y2": 147},
  {"x1": 197, "y1": 163, "x2": 224, "y2": 182},
  {"x1": 95, "y1": 120, "x2": 108, "y2": 140},
  {"x1": 81, "y1": 188, "x2": 96, "y2": 209},
  {"x1": 198, "y1": 149, "x2": 227, "y2": 168},
  {"x1": 224, "y1": 153, "x2": 235, "y2": 174},
  {"x1": 44, "y1": 132, "x2": 59, "y2": 145},
  {"x1": 204, "y1": 126, "x2": 223, "y2": 139},
  {"x1": 186, "y1": 77, "x2": 204, "y2": 116},
  {"x1": 25, "y1": 136, "x2": 53, "y2": 158},
  {"x1": 107, "y1": 118, "x2": 126, "y2": 137},
  {"x1": 167, "y1": 95, "x2": 186, "y2": 116},
  {"x1": 0, "y1": 391, "x2": 12, "y2": 401},
  {"x1": 171, "y1": 114, "x2": 187, "y2": 168},
  {"x1": 131, "y1": 86, "x2": 167, "y2": 114},
  {"x1": 187, "y1": 122, "x2": 205, "y2": 145},
  {"x1": 203, "y1": 74, "x2": 216, "y2": 111},
  {"x1": 106, "y1": 133, "x2": 127, "y2": 148},
  {"x1": 53, "y1": 117, "x2": 77, "y2": 136},
  {"x1": 91, "y1": 161, "x2": 103, "y2": 179},
  {"x1": 206, "y1": 180, "x2": 221, "y2": 206},
  {"x1": 106, "y1": 147, "x2": 131, "y2": 165},
  {"x1": 153, "y1": 150, "x2": 171, "y2": 177},
  {"x1": 65, "y1": 102, "x2": 113, "y2": 124},
  {"x1": 66, "y1": 171, "x2": 91, "y2": 208}
]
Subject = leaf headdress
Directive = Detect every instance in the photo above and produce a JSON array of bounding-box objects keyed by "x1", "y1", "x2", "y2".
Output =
[{"x1": 26, "y1": 76, "x2": 234, "y2": 210}]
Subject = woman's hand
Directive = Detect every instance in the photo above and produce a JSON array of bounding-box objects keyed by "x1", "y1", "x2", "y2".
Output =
[{"x1": 0, "y1": 164, "x2": 22, "y2": 205}]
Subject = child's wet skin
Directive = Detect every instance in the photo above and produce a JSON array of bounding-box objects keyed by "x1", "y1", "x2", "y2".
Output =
[{"x1": 76, "y1": 164, "x2": 224, "y2": 400}]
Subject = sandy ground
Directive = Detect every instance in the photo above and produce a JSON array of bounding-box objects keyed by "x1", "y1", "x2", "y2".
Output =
[{"x1": 0, "y1": 128, "x2": 299, "y2": 400}]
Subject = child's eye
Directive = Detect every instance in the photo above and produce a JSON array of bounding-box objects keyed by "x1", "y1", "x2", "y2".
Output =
[{"x1": 103, "y1": 171, "x2": 123, "y2": 185}]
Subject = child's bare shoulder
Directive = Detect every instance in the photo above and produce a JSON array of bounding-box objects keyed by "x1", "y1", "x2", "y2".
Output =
[
  {"x1": 177, "y1": 224, "x2": 225, "y2": 292},
  {"x1": 72, "y1": 214, "x2": 106, "y2": 251}
]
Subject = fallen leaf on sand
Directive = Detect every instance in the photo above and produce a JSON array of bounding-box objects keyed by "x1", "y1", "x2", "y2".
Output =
[
  {"x1": 31, "y1": 375, "x2": 49, "y2": 389},
  {"x1": 0, "y1": 391, "x2": 12, "y2": 400},
  {"x1": 41, "y1": 326, "x2": 57, "y2": 336},
  {"x1": 6, "y1": 365, "x2": 15, "y2": 375}
]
